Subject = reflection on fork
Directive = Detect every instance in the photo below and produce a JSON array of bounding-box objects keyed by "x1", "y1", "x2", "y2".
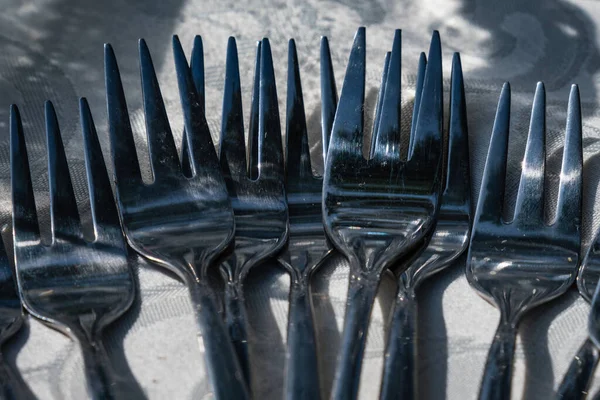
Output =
[
  {"x1": 323, "y1": 27, "x2": 445, "y2": 400},
  {"x1": 379, "y1": 52, "x2": 472, "y2": 400},
  {"x1": 105, "y1": 38, "x2": 249, "y2": 399},
  {"x1": 277, "y1": 37, "x2": 337, "y2": 400},
  {"x1": 466, "y1": 82, "x2": 582, "y2": 400},
  {"x1": 11, "y1": 99, "x2": 136, "y2": 399},
  {"x1": 181, "y1": 36, "x2": 290, "y2": 389}
]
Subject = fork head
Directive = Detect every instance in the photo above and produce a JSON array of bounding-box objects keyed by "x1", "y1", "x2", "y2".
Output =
[
  {"x1": 209, "y1": 37, "x2": 288, "y2": 282},
  {"x1": 276, "y1": 37, "x2": 338, "y2": 279},
  {"x1": 322, "y1": 28, "x2": 444, "y2": 276},
  {"x1": 105, "y1": 37, "x2": 235, "y2": 283},
  {"x1": 400, "y1": 52, "x2": 472, "y2": 290},
  {"x1": 466, "y1": 83, "x2": 582, "y2": 322},
  {"x1": 11, "y1": 99, "x2": 134, "y2": 337}
]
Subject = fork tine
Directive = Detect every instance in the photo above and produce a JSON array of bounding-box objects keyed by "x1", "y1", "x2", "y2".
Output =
[
  {"x1": 320, "y1": 36, "x2": 338, "y2": 160},
  {"x1": 80, "y1": 98, "x2": 121, "y2": 238},
  {"x1": 181, "y1": 35, "x2": 205, "y2": 177},
  {"x1": 372, "y1": 29, "x2": 401, "y2": 162},
  {"x1": 11, "y1": 105, "x2": 40, "y2": 243},
  {"x1": 191, "y1": 35, "x2": 206, "y2": 113},
  {"x1": 139, "y1": 39, "x2": 181, "y2": 179},
  {"x1": 554, "y1": 84, "x2": 582, "y2": 235},
  {"x1": 173, "y1": 35, "x2": 221, "y2": 179},
  {"x1": 219, "y1": 37, "x2": 247, "y2": 178},
  {"x1": 513, "y1": 82, "x2": 546, "y2": 224},
  {"x1": 286, "y1": 38, "x2": 312, "y2": 179},
  {"x1": 409, "y1": 52, "x2": 427, "y2": 153},
  {"x1": 407, "y1": 31, "x2": 443, "y2": 164},
  {"x1": 329, "y1": 27, "x2": 366, "y2": 160},
  {"x1": 105, "y1": 43, "x2": 143, "y2": 187},
  {"x1": 473, "y1": 83, "x2": 511, "y2": 225},
  {"x1": 248, "y1": 41, "x2": 262, "y2": 180},
  {"x1": 257, "y1": 38, "x2": 285, "y2": 180},
  {"x1": 46, "y1": 101, "x2": 82, "y2": 239},
  {"x1": 445, "y1": 53, "x2": 471, "y2": 199},
  {"x1": 369, "y1": 51, "x2": 390, "y2": 159}
]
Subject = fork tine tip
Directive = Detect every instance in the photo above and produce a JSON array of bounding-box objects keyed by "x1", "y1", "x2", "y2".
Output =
[
  {"x1": 570, "y1": 83, "x2": 580, "y2": 96},
  {"x1": 535, "y1": 81, "x2": 545, "y2": 92},
  {"x1": 172, "y1": 35, "x2": 182, "y2": 48}
]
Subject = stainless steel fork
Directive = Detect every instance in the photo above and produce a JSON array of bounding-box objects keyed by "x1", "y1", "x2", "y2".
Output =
[
  {"x1": 557, "y1": 213, "x2": 600, "y2": 399},
  {"x1": 323, "y1": 28, "x2": 444, "y2": 400},
  {"x1": 278, "y1": 37, "x2": 337, "y2": 400},
  {"x1": 379, "y1": 52, "x2": 472, "y2": 400},
  {"x1": 105, "y1": 38, "x2": 249, "y2": 399},
  {"x1": 216, "y1": 37, "x2": 289, "y2": 386},
  {"x1": 11, "y1": 99, "x2": 136, "y2": 400},
  {"x1": 0, "y1": 235, "x2": 30, "y2": 400},
  {"x1": 180, "y1": 36, "x2": 289, "y2": 387},
  {"x1": 466, "y1": 83, "x2": 582, "y2": 400}
]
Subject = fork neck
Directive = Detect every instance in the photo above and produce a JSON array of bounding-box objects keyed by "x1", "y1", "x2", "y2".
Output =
[
  {"x1": 344, "y1": 249, "x2": 388, "y2": 281},
  {"x1": 71, "y1": 328, "x2": 121, "y2": 400},
  {"x1": 219, "y1": 252, "x2": 252, "y2": 285}
]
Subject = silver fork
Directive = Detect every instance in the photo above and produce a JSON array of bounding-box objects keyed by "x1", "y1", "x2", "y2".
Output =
[
  {"x1": 105, "y1": 38, "x2": 249, "y2": 399},
  {"x1": 180, "y1": 36, "x2": 289, "y2": 386},
  {"x1": 11, "y1": 99, "x2": 135, "y2": 399},
  {"x1": 466, "y1": 83, "x2": 582, "y2": 400},
  {"x1": 379, "y1": 52, "x2": 472, "y2": 400},
  {"x1": 323, "y1": 28, "x2": 444, "y2": 400},
  {"x1": 278, "y1": 37, "x2": 337, "y2": 400},
  {"x1": 0, "y1": 234, "x2": 31, "y2": 400},
  {"x1": 557, "y1": 216, "x2": 600, "y2": 399},
  {"x1": 216, "y1": 37, "x2": 288, "y2": 386}
]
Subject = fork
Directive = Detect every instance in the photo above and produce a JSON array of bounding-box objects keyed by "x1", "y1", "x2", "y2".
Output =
[
  {"x1": 379, "y1": 52, "x2": 472, "y2": 400},
  {"x1": 105, "y1": 38, "x2": 249, "y2": 399},
  {"x1": 278, "y1": 37, "x2": 337, "y2": 400},
  {"x1": 466, "y1": 82, "x2": 582, "y2": 400},
  {"x1": 323, "y1": 28, "x2": 444, "y2": 400},
  {"x1": 215, "y1": 37, "x2": 289, "y2": 385},
  {"x1": 558, "y1": 214, "x2": 600, "y2": 399},
  {"x1": 180, "y1": 36, "x2": 289, "y2": 386},
  {"x1": 11, "y1": 99, "x2": 136, "y2": 399},
  {"x1": 0, "y1": 235, "x2": 30, "y2": 400}
]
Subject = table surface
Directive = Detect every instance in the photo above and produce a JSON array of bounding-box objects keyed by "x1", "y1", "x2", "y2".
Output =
[{"x1": 0, "y1": 0, "x2": 599, "y2": 398}]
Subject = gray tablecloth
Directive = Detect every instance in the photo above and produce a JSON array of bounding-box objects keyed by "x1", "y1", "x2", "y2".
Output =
[{"x1": 0, "y1": 0, "x2": 599, "y2": 399}]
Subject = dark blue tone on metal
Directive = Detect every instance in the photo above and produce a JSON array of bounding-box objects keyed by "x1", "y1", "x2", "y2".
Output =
[
  {"x1": 467, "y1": 83, "x2": 582, "y2": 400},
  {"x1": 323, "y1": 28, "x2": 444, "y2": 400}
]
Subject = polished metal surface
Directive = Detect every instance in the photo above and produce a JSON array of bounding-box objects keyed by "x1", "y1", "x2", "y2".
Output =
[
  {"x1": 379, "y1": 52, "x2": 472, "y2": 400},
  {"x1": 278, "y1": 37, "x2": 337, "y2": 400},
  {"x1": 557, "y1": 215, "x2": 600, "y2": 399},
  {"x1": 105, "y1": 38, "x2": 249, "y2": 399},
  {"x1": 11, "y1": 100, "x2": 135, "y2": 400},
  {"x1": 466, "y1": 83, "x2": 582, "y2": 400},
  {"x1": 180, "y1": 36, "x2": 289, "y2": 386},
  {"x1": 322, "y1": 28, "x2": 444, "y2": 400},
  {"x1": 0, "y1": 236, "x2": 30, "y2": 400},
  {"x1": 215, "y1": 37, "x2": 288, "y2": 385}
]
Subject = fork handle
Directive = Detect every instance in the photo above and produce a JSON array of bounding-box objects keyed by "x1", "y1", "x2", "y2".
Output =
[
  {"x1": 77, "y1": 334, "x2": 120, "y2": 400},
  {"x1": 379, "y1": 285, "x2": 418, "y2": 400},
  {"x1": 331, "y1": 271, "x2": 380, "y2": 400},
  {"x1": 478, "y1": 321, "x2": 517, "y2": 400},
  {"x1": 284, "y1": 280, "x2": 321, "y2": 400},
  {"x1": 224, "y1": 281, "x2": 251, "y2": 386},
  {"x1": 189, "y1": 281, "x2": 250, "y2": 400},
  {"x1": 556, "y1": 337, "x2": 600, "y2": 399}
]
